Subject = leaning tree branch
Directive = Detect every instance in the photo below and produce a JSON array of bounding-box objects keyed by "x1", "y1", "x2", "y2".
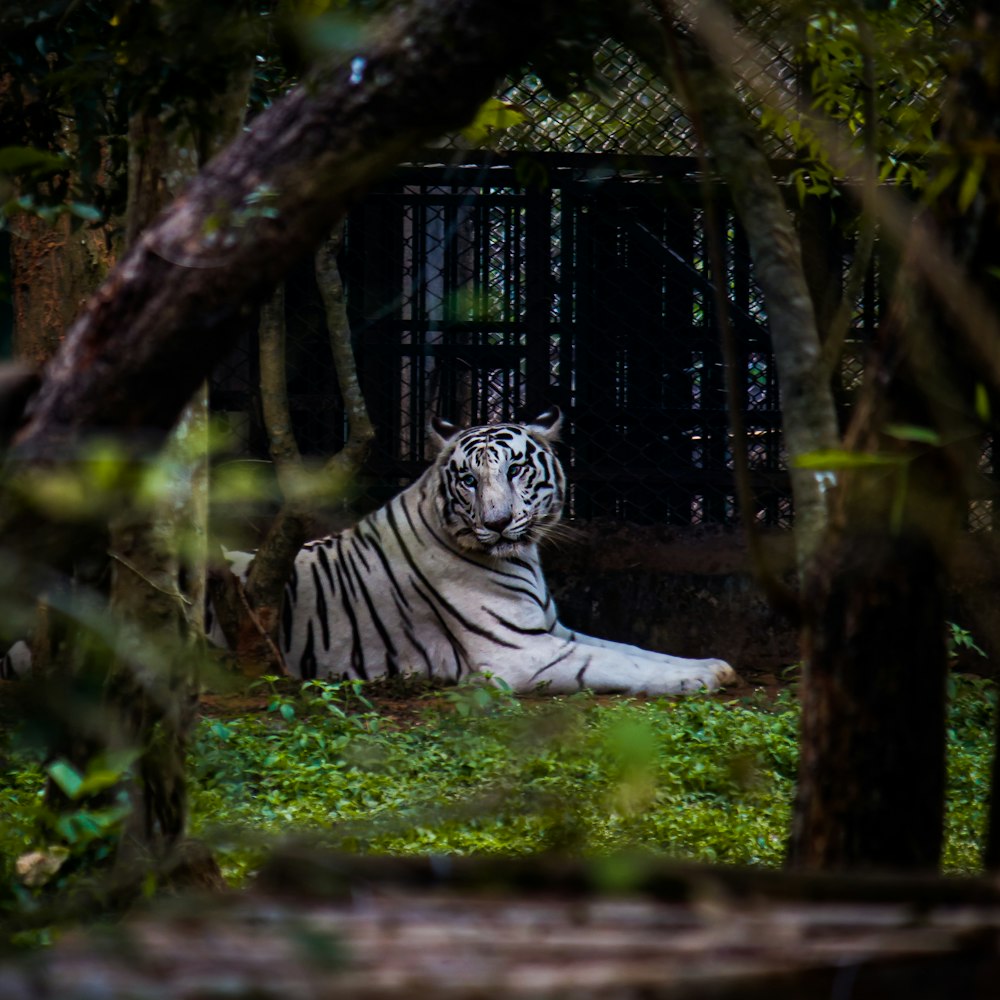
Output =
[{"x1": 0, "y1": 0, "x2": 591, "y2": 569}]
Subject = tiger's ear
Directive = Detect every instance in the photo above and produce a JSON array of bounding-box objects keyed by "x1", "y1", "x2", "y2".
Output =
[
  {"x1": 428, "y1": 415, "x2": 462, "y2": 452},
  {"x1": 525, "y1": 406, "x2": 562, "y2": 442}
]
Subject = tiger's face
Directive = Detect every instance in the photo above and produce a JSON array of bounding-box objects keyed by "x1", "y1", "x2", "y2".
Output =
[{"x1": 430, "y1": 410, "x2": 566, "y2": 557}]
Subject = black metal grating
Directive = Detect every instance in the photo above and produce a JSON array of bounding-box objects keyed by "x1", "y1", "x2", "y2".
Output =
[{"x1": 338, "y1": 155, "x2": 822, "y2": 526}]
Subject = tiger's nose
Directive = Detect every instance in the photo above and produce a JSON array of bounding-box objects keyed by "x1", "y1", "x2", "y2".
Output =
[{"x1": 484, "y1": 513, "x2": 512, "y2": 533}]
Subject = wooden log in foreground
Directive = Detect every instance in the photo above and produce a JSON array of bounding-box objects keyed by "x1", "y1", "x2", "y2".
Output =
[{"x1": 2, "y1": 851, "x2": 1000, "y2": 998}]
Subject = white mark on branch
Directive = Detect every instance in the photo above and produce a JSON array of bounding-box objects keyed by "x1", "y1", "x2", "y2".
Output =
[
  {"x1": 814, "y1": 471, "x2": 837, "y2": 496},
  {"x1": 350, "y1": 57, "x2": 366, "y2": 85}
]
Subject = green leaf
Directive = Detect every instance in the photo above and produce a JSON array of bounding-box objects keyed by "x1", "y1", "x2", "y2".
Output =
[
  {"x1": 47, "y1": 760, "x2": 84, "y2": 800},
  {"x1": 461, "y1": 99, "x2": 527, "y2": 146},
  {"x1": 76, "y1": 770, "x2": 125, "y2": 798},
  {"x1": 958, "y1": 155, "x2": 985, "y2": 214},
  {"x1": 794, "y1": 170, "x2": 807, "y2": 205},
  {"x1": 884, "y1": 424, "x2": 941, "y2": 445},
  {"x1": 76, "y1": 749, "x2": 140, "y2": 797},
  {"x1": 975, "y1": 383, "x2": 991, "y2": 423},
  {"x1": 280, "y1": 702, "x2": 296, "y2": 721},
  {"x1": 793, "y1": 449, "x2": 906, "y2": 469},
  {"x1": 0, "y1": 146, "x2": 65, "y2": 176}
]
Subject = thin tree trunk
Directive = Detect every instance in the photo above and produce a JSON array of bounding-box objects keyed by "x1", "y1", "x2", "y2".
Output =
[
  {"x1": 316, "y1": 223, "x2": 377, "y2": 481},
  {"x1": 667, "y1": 40, "x2": 840, "y2": 572},
  {"x1": 615, "y1": 4, "x2": 841, "y2": 572},
  {"x1": 217, "y1": 223, "x2": 377, "y2": 677}
]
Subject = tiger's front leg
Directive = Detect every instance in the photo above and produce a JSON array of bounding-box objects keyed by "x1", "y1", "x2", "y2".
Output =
[
  {"x1": 548, "y1": 621, "x2": 728, "y2": 668},
  {"x1": 474, "y1": 634, "x2": 737, "y2": 696}
]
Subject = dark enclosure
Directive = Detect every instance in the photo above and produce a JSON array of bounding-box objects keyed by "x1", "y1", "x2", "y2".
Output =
[{"x1": 211, "y1": 152, "x2": 886, "y2": 527}]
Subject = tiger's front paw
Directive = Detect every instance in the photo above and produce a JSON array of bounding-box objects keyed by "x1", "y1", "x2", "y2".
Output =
[
  {"x1": 704, "y1": 658, "x2": 738, "y2": 688},
  {"x1": 671, "y1": 658, "x2": 738, "y2": 693}
]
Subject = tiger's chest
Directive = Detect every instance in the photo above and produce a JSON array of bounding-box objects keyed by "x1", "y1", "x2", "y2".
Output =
[{"x1": 279, "y1": 506, "x2": 555, "y2": 681}]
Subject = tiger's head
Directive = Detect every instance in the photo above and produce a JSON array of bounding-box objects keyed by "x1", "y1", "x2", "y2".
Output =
[{"x1": 429, "y1": 409, "x2": 566, "y2": 557}]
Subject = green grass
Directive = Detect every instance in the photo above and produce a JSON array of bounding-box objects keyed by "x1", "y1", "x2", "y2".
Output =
[
  {"x1": 184, "y1": 674, "x2": 994, "y2": 881},
  {"x1": 188, "y1": 683, "x2": 799, "y2": 879},
  {"x1": 1, "y1": 675, "x2": 995, "y2": 891}
]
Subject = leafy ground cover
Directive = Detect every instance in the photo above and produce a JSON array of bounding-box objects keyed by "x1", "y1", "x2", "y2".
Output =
[
  {"x1": 192, "y1": 672, "x2": 993, "y2": 879},
  {"x1": 1, "y1": 675, "x2": 994, "y2": 893}
]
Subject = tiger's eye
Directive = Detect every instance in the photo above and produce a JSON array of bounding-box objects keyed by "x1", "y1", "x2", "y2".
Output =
[{"x1": 460, "y1": 473, "x2": 477, "y2": 489}]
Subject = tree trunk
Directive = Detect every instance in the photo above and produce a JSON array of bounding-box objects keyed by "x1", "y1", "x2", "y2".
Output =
[
  {"x1": 9, "y1": 211, "x2": 116, "y2": 368},
  {"x1": 790, "y1": 340, "x2": 972, "y2": 869},
  {"x1": 106, "y1": 50, "x2": 257, "y2": 860},
  {"x1": 792, "y1": 0, "x2": 999, "y2": 864},
  {"x1": 792, "y1": 521, "x2": 949, "y2": 869}
]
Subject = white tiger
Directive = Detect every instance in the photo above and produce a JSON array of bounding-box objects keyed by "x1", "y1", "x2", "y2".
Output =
[
  {"x1": 3, "y1": 411, "x2": 737, "y2": 694},
  {"x1": 243, "y1": 409, "x2": 737, "y2": 695}
]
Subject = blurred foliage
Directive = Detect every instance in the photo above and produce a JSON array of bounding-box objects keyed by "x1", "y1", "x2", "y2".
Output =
[
  {"x1": 3, "y1": 673, "x2": 993, "y2": 931},
  {"x1": 488, "y1": 0, "x2": 958, "y2": 211},
  {"x1": 2, "y1": 1, "x2": 962, "y2": 206},
  {"x1": 775, "y1": 1, "x2": 949, "y2": 200}
]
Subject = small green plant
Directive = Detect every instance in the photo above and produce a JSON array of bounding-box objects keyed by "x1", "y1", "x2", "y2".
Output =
[
  {"x1": 250, "y1": 673, "x2": 299, "y2": 721},
  {"x1": 43, "y1": 749, "x2": 138, "y2": 851},
  {"x1": 438, "y1": 673, "x2": 520, "y2": 718},
  {"x1": 302, "y1": 677, "x2": 381, "y2": 732},
  {"x1": 947, "y1": 622, "x2": 987, "y2": 660}
]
